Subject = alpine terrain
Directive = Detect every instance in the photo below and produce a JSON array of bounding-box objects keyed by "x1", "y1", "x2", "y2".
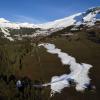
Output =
[{"x1": 0, "y1": 7, "x2": 100, "y2": 100}]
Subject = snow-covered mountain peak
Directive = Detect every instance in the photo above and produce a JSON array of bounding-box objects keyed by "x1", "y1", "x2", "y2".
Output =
[
  {"x1": 18, "y1": 23, "x2": 39, "y2": 28},
  {"x1": 0, "y1": 19, "x2": 39, "y2": 29},
  {"x1": 0, "y1": 18, "x2": 10, "y2": 23},
  {"x1": 0, "y1": 7, "x2": 100, "y2": 30},
  {"x1": 37, "y1": 7, "x2": 100, "y2": 29},
  {"x1": 37, "y1": 13, "x2": 82, "y2": 29},
  {"x1": 86, "y1": 7, "x2": 100, "y2": 13},
  {"x1": 83, "y1": 7, "x2": 100, "y2": 22},
  {"x1": 0, "y1": 7, "x2": 100, "y2": 41}
]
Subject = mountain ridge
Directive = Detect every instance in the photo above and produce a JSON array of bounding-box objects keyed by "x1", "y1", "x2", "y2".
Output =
[
  {"x1": 0, "y1": 7, "x2": 100, "y2": 29},
  {"x1": 0, "y1": 7, "x2": 100, "y2": 41}
]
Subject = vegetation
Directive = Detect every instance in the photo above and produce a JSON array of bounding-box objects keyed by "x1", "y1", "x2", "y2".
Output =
[{"x1": 0, "y1": 24, "x2": 100, "y2": 100}]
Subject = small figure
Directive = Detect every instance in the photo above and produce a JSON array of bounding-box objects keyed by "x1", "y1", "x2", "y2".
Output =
[
  {"x1": 16, "y1": 80, "x2": 25, "y2": 99},
  {"x1": 16, "y1": 80, "x2": 22, "y2": 88}
]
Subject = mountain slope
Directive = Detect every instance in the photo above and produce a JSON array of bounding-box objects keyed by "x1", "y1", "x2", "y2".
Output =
[
  {"x1": 0, "y1": 7, "x2": 100, "y2": 29},
  {"x1": 38, "y1": 13, "x2": 82, "y2": 29},
  {"x1": 38, "y1": 7, "x2": 100, "y2": 29},
  {"x1": 0, "y1": 7, "x2": 100, "y2": 41}
]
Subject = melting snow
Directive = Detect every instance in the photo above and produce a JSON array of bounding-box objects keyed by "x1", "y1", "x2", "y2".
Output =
[
  {"x1": 1, "y1": 27, "x2": 14, "y2": 41},
  {"x1": 39, "y1": 43, "x2": 93, "y2": 96}
]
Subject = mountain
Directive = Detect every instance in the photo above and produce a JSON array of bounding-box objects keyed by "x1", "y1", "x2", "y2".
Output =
[
  {"x1": 38, "y1": 7, "x2": 100, "y2": 29},
  {"x1": 0, "y1": 7, "x2": 100, "y2": 100},
  {"x1": 0, "y1": 7, "x2": 100, "y2": 41}
]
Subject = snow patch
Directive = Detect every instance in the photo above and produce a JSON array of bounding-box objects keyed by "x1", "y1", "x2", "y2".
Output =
[
  {"x1": 18, "y1": 23, "x2": 39, "y2": 28},
  {"x1": 1, "y1": 27, "x2": 14, "y2": 41},
  {"x1": 39, "y1": 43, "x2": 93, "y2": 96}
]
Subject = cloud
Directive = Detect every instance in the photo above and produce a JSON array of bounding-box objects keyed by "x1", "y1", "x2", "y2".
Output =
[{"x1": 13, "y1": 15, "x2": 46, "y2": 24}]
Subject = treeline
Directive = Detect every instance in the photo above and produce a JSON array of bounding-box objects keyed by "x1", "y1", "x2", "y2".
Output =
[
  {"x1": 0, "y1": 41, "x2": 49, "y2": 100},
  {"x1": 9, "y1": 28, "x2": 40, "y2": 36}
]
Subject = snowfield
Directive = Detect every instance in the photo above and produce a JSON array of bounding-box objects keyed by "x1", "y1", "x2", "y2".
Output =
[
  {"x1": 1, "y1": 27, "x2": 14, "y2": 41},
  {"x1": 39, "y1": 43, "x2": 93, "y2": 96},
  {"x1": 37, "y1": 13, "x2": 82, "y2": 29},
  {"x1": 0, "y1": 7, "x2": 100, "y2": 39},
  {"x1": 0, "y1": 7, "x2": 99, "y2": 30}
]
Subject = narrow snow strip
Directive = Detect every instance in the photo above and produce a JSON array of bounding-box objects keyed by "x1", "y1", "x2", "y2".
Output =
[
  {"x1": 38, "y1": 43, "x2": 93, "y2": 96},
  {"x1": 1, "y1": 27, "x2": 14, "y2": 41},
  {"x1": 1, "y1": 27, "x2": 10, "y2": 35}
]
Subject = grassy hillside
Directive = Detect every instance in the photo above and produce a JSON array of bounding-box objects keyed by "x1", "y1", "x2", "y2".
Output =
[{"x1": 0, "y1": 26, "x2": 100, "y2": 100}]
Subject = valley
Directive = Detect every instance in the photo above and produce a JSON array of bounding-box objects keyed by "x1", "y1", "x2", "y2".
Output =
[{"x1": 0, "y1": 7, "x2": 100, "y2": 100}]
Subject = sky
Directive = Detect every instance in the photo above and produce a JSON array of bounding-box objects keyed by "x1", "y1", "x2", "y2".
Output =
[{"x1": 0, "y1": 0, "x2": 100, "y2": 23}]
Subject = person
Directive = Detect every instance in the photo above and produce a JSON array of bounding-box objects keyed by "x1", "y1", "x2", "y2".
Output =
[
  {"x1": 16, "y1": 80, "x2": 25, "y2": 99},
  {"x1": 16, "y1": 80, "x2": 22, "y2": 88}
]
